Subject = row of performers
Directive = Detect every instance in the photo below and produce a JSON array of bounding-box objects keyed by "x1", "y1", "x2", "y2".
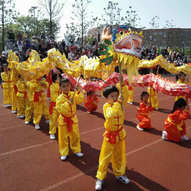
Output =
[{"x1": 1, "y1": 65, "x2": 190, "y2": 190}]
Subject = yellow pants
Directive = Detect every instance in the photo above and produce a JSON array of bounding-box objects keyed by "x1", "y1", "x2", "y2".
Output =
[
  {"x1": 49, "y1": 108, "x2": 59, "y2": 135},
  {"x1": 33, "y1": 100, "x2": 49, "y2": 125},
  {"x1": 96, "y1": 138, "x2": 126, "y2": 180},
  {"x1": 58, "y1": 123, "x2": 81, "y2": 156},
  {"x1": 25, "y1": 100, "x2": 33, "y2": 122},
  {"x1": 16, "y1": 96, "x2": 25, "y2": 116},
  {"x1": 11, "y1": 88, "x2": 17, "y2": 111},
  {"x1": 127, "y1": 89, "x2": 134, "y2": 103},
  {"x1": 149, "y1": 95, "x2": 159, "y2": 110},
  {"x1": 2, "y1": 88, "x2": 11, "y2": 105}
]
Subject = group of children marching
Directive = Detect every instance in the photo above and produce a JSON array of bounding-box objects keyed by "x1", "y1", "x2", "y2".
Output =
[{"x1": 1, "y1": 63, "x2": 190, "y2": 190}]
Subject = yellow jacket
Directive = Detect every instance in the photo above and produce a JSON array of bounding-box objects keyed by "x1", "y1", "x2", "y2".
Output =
[
  {"x1": 147, "y1": 87, "x2": 157, "y2": 97},
  {"x1": 56, "y1": 91, "x2": 84, "y2": 126},
  {"x1": 16, "y1": 79, "x2": 26, "y2": 98},
  {"x1": 31, "y1": 79, "x2": 48, "y2": 102},
  {"x1": 103, "y1": 101, "x2": 126, "y2": 143},
  {"x1": 1, "y1": 72, "x2": 11, "y2": 89},
  {"x1": 50, "y1": 82, "x2": 60, "y2": 102}
]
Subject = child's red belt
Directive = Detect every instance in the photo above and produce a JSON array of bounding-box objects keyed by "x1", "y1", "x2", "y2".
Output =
[
  {"x1": 62, "y1": 114, "x2": 74, "y2": 132},
  {"x1": 34, "y1": 91, "x2": 43, "y2": 102},
  {"x1": 49, "y1": 101, "x2": 56, "y2": 115},
  {"x1": 105, "y1": 127, "x2": 123, "y2": 144}
]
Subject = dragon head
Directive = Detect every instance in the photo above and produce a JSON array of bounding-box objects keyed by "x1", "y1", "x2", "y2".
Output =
[{"x1": 112, "y1": 25, "x2": 143, "y2": 58}]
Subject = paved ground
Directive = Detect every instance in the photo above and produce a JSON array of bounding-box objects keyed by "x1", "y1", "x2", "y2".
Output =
[{"x1": 0, "y1": 82, "x2": 191, "y2": 191}]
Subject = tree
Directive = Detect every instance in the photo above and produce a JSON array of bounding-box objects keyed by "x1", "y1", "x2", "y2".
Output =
[
  {"x1": 38, "y1": 0, "x2": 65, "y2": 39},
  {"x1": 67, "y1": 0, "x2": 92, "y2": 48},
  {"x1": 103, "y1": 1, "x2": 122, "y2": 25},
  {"x1": 122, "y1": 6, "x2": 140, "y2": 28},
  {"x1": 164, "y1": 19, "x2": 176, "y2": 28},
  {"x1": 149, "y1": 16, "x2": 160, "y2": 29},
  {"x1": 102, "y1": 2, "x2": 140, "y2": 28},
  {"x1": 0, "y1": 0, "x2": 17, "y2": 50}
]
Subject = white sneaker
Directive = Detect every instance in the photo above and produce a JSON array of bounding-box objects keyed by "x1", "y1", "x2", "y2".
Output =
[
  {"x1": 50, "y1": 134, "x2": 56, "y2": 140},
  {"x1": 128, "y1": 102, "x2": 133, "y2": 105},
  {"x1": 60, "y1": 155, "x2": 67, "y2": 161},
  {"x1": 3, "y1": 104, "x2": 9, "y2": 107},
  {"x1": 45, "y1": 120, "x2": 50, "y2": 124},
  {"x1": 11, "y1": 110, "x2": 17, "y2": 114},
  {"x1": 136, "y1": 125, "x2": 144, "y2": 131},
  {"x1": 95, "y1": 179, "x2": 103, "y2": 190},
  {"x1": 75, "y1": 152, "x2": 84, "y2": 157},
  {"x1": 181, "y1": 135, "x2": 189, "y2": 141},
  {"x1": 116, "y1": 175, "x2": 130, "y2": 184},
  {"x1": 18, "y1": 115, "x2": 25, "y2": 119},
  {"x1": 35, "y1": 124, "x2": 40, "y2": 130},
  {"x1": 25, "y1": 121, "x2": 30, "y2": 125},
  {"x1": 162, "y1": 130, "x2": 167, "y2": 140}
]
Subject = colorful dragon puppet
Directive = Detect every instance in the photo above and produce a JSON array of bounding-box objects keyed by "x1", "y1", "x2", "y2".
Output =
[{"x1": 99, "y1": 25, "x2": 143, "y2": 83}]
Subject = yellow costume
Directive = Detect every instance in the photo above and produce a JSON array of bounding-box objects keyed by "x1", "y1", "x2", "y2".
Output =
[
  {"x1": 116, "y1": 83, "x2": 128, "y2": 107},
  {"x1": 175, "y1": 79, "x2": 188, "y2": 102},
  {"x1": 9, "y1": 62, "x2": 18, "y2": 112},
  {"x1": 1, "y1": 71, "x2": 11, "y2": 105},
  {"x1": 49, "y1": 82, "x2": 60, "y2": 135},
  {"x1": 56, "y1": 91, "x2": 84, "y2": 156},
  {"x1": 147, "y1": 87, "x2": 159, "y2": 110},
  {"x1": 16, "y1": 79, "x2": 26, "y2": 117},
  {"x1": 25, "y1": 81, "x2": 34, "y2": 123},
  {"x1": 32, "y1": 79, "x2": 49, "y2": 125},
  {"x1": 96, "y1": 101, "x2": 126, "y2": 180},
  {"x1": 127, "y1": 85, "x2": 134, "y2": 104}
]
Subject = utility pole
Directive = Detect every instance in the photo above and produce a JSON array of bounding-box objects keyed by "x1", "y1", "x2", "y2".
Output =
[
  {"x1": 31, "y1": 6, "x2": 37, "y2": 36},
  {"x1": 1, "y1": 0, "x2": 5, "y2": 50}
]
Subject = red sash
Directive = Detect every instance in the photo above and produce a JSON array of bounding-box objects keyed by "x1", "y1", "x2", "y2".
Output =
[
  {"x1": 62, "y1": 114, "x2": 74, "y2": 132},
  {"x1": 49, "y1": 101, "x2": 56, "y2": 115},
  {"x1": 34, "y1": 91, "x2": 43, "y2": 102},
  {"x1": 105, "y1": 127, "x2": 123, "y2": 144}
]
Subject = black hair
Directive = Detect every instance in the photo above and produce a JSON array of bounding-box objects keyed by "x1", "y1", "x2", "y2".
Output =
[
  {"x1": 52, "y1": 73, "x2": 58, "y2": 83},
  {"x1": 103, "y1": 85, "x2": 119, "y2": 98},
  {"x1": 171, "y1": 98, "x2": 187, "y2": 113},
  {"x1": 59, "y1": 77, "x2": 70, "y2": 87},
  {"x1": 141, "y1": 91, "x2": 149, "y2": 100},
  {"x1": 87, "y1": 91, "x2": 95, "y2": 96},
  {"x1": 178, "y1": 72, "x2": 186, "y2": 79}
]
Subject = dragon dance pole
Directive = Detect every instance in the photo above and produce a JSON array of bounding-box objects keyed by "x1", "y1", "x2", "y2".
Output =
[{"x1": 118, "y1": 61, "x2": 124, "y2": 110}]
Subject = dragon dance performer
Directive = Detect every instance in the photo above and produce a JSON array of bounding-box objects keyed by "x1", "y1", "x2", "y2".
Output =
[
  {"x1": 136, "y1": 91, "x2": 153, "y2": 131},
  {"x1": 162, "y1": 98, "x2": 189, "y2": 142},
  {"x1": 84, "y1": 90, "x2": 99, "y2": 113},
  {"x1": 175, "y1": 72, "x2": 189, "y2": 102},
  {"x1": 147, "y1": 87, "x2": 159, "y2": 110},
  {"x1": 49, "y1": 73, "x2": 60, "y2": 140},
  {"x1": 9, "y1": 61, "x2": 18, "y2": 114},
  {"x1": 1, "y1": 64, "x2": 11, "y2": 107},
  {"x1": 16, "y1": 75, "x2": 26, "y2": 118},
  {"x1": 95, "y1": 86, "x2": 130, "y2": 191},
  {"x1": 127, "y1": 85, "x2": 134, "y2": 104},
  {"x1": 32, "y1": 77, "x2": 49, "y2": 130},
  {"x1": 24, "y1": 80, "x2": 34, "y2": 125},
  {"x1": 56, "y1": 77, "x2": 84, "y2": 161}
]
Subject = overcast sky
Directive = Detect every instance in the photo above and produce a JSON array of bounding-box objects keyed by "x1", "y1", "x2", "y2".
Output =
[{"x1": 14, "y1": 0, "x2": 191, "y2": 39}]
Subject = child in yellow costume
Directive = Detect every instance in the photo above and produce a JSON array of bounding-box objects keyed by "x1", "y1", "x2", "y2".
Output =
[
  {"x1": 95, "y1": 85, "x2": 130, "y2": 191},
  {"x1": 127, "y1": 85, "x2": 134, "y2": 104},
  {"x1": 175, "y1": 72, "x2": 188, "y2": 102},
  {"x1": 32, "y1": 77, "x2": 49, "y2": 130},
  {"x1": 24, "y1": 80, "x2": 34, "y2": 125},
  {"x1": 147, "y1": 87, "x2": 159, "y2": 110},
  {"x1": 8, "y1": 61, "x2": 18, "y2": 113},
  {"x1": 49, "y1": 73, "x2": 60, "y2": 140},
  {"x1": 1, "y1": 65, "x2": 11, "y2": 107},
  {"x1": 56, "y1": 77, "x2": 84, "y2": 161},
  {"x1": 16, "y1": 75, "x2": 27, "y2": 118}
]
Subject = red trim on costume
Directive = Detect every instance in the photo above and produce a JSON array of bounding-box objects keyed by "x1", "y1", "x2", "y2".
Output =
[
  {"x1": 49, "y1": 101, "x2": 56, "y2": 115},
  {"x1": 105, "y1": 127, "x2": 123, "y2": 144}
]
